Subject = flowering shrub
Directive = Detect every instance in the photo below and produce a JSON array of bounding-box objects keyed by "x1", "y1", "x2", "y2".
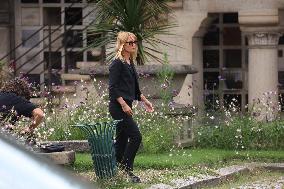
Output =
[
  {"x1": 194, "y1": 98, "x2": 284, "y2": 150},
  {"x1": 2, "y1": 76, "x2": 284, "y2": 153},
  {"x1": 135, "y1": 104, "x2": 185, "y2": 153},
  {"x1": 156, "y1": 53, "x2": 175, "y2": 105},
  {"x1": 39, "y1": 80, "x2": 187, "y2": 153}
]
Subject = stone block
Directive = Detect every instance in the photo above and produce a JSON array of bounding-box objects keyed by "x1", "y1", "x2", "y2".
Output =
[
  {"x1": 0, "y1": 28, "x2": 10, "y2": 58},
  {"x1": 37, "y1": 151, "x2": 75, "y2": 165},
  {"x1": 21, "y1": 7, "x2": 40, "y2": 26},
  {"x1": 61, "y1": 74, "x2": 91, "y2": 81},
  {"x1": 43, "y1": 29, "x2": 63, "y2": 49},
  {"x1": 147, "y1": 183, "x2": 174, "y2": 189},
  {"x1": 239, "y1": 9, "x2": 279, "y2": 26},
  {"x1": 216, "y1": 165, "x2": 249, "y2": 180}
]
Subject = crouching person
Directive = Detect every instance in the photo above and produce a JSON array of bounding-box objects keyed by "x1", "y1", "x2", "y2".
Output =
[{"x1": 0, "y1": 78, "x2": 44, "y2": 135}]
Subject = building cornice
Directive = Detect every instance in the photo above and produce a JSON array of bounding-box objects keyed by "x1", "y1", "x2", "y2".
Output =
[{"x1": 239, "y1": 9, "x2": 279, "y2": 26}]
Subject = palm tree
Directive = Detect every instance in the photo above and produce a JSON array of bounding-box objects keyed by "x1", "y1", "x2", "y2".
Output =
[{"x1": 87, "y1": 0, "x2": 176, "y2": 65}]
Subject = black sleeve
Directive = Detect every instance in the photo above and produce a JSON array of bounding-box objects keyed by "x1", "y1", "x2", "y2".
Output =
[
  {"x1": 136, "y1": 85, "x2": 142, "y2": 101},
  {"x1": 109, "y1": 59, "x2": 123, "y2": 100},
  {"x1": 133, "y1": 65, "x2": 142, "y2": 101},
  {"x1": 14, "y1": 97, "x2": 37, "y2": 118}
]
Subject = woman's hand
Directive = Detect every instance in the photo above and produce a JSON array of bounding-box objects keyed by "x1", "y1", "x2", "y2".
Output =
[
  {"x1": 20, "y1": 126, "x2": 34, "y2": 135},
  {"x1": 143, "y1": 100, "x2": 154, "y2": 113},
  {"x1": 117, "y1": 97, "x2": 133, "y2": 116},
  {"x1": 122, "y1": 103, "x2": 133, "y2": 116},
  {"x1": 140, "y1": 94, "x2": 154, "y2": 113}
]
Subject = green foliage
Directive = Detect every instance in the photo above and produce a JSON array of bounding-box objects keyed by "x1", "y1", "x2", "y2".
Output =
[
  {"x1": 194, "y1": 112, "x2": 284, "y2": 150},
  {"x1": 135, "y1": 105, "x2": 183, "y2": 153},
  {"x1": 75, "y1": 149, "x2": 284, "y2": 170},
  {"x1": 40, "y1": 81, "x2": 185, "y2": 153},
  {"x1": 156, "y1": 52, "x2": 174, "y2": 104},
  {"x1": 72, "y1": 149, "x2": 284, "y2": 189},
  {"x1": 44, "y1": 83, "x2": 111, "y2": 141},
  {"x1": 87, "y1": 0, "x2": 177, "y2": 64},
  {"x1": 43, "y1": 107, "x2": 85, "y2": 141}
]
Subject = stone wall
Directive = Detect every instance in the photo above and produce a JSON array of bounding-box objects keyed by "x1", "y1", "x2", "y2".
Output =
[
  {"x1": 0, "y1": 0, "x2": 12, "y2": 62},
  {"x1": 158, "y1": 0, "x2": 284, "y2": 106},
  {"x1": 165, "y1": 0, "x2": 284, "y2": 67},
  {"x1": 0, "y1": 28, "x2": 10, "y2": 61}
]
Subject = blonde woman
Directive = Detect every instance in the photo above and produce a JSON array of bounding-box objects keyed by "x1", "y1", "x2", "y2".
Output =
[{"x1": 109, "y1": 31, "x2": 154, "y2": 183}]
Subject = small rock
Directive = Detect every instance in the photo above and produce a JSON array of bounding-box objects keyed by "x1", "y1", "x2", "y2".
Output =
[
  {"x1": 171, "y1": 177, "x2": 199, "y2": 187},
  {"x1": 147, "y1": 183, "x2": 174, "y2": 189},
  {"x1": 37, "y1": 151, "x2": 75, "y2": 165},
  {"x1": 216, "y1": 165, "x2": 249, "y2": 176}
]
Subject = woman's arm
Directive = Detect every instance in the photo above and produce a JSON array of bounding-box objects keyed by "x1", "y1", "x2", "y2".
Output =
[
  {"x1": 140, "y1": 94, "x2": 154, "y2": 112},
  {"x1": 117, "y1": 97, "x2": 133, "y2": 116},
  {"x1": 22, "y1": 108, "x2": 44, "y2": 134},
  {"x1": 29, "y1": 108, "x2": 44, "y2": 130},
  {"x1": 109, "y1": 60, "x2": 133, "y2": 116},
  {"x1": 109, "y1": 60, "x2": 123, "y2": 100}
]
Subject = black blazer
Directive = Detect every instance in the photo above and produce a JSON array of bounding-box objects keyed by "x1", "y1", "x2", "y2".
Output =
[{"x1": 109, "y1": 58, "x2": 142, "y2": 101}]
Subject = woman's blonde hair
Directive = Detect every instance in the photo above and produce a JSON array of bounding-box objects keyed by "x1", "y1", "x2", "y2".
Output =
[{"x1": 114, "y1": 31, "x2": 138, "y2": 61}]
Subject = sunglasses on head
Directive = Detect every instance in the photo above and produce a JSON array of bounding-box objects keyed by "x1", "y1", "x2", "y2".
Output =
[{"x1": 125, "y1": 41, "x2": 138, "y2": 46}]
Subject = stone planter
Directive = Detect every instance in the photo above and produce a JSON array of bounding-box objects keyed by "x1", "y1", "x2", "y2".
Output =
[
  {"x1": 79, "y1": 64, "x2": 197, "y2": 101},
  {"x1": 37, "y1": 151, "x2": 75, "y2": 165}
]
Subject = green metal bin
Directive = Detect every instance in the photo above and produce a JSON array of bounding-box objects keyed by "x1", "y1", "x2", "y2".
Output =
[{"x1": 73, "y1": 120, "x2": 120, "y2": 179}]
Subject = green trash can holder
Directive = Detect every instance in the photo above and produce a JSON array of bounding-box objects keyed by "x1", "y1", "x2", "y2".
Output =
[{"x1": 72, "y1": 120, "x2": 121, "y2": 179}]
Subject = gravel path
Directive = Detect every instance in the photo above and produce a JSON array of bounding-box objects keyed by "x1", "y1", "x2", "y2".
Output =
[{"x1": 233, "y1": 176, "x2": 284, "y2": 189}]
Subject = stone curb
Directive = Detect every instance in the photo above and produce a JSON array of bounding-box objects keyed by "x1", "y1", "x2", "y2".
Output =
[
  {"x1": 261, "y1": 163, "x2": 284, "y2": 172},
  {"x1": 180, "y1": 176, "x2": 221, "y2": 189},
  {"x1": 147, "y1": 163, "x2": 284, "y2": 189},
  {"x1": 37, "y1": 151, "x2": 76, "y2": 165}
]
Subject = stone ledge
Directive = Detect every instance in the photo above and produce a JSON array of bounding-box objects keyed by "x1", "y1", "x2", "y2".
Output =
[
  {"x1": 30, "y1": 97, "x2": 60, "y2": 106},
  {"x1": 148, "y1": 184, "x2": 173, "y2": 189},
  {"x1": 239, "y1": 9, "x2": 279, "y2": 26},
  {"x1": 216, "y1": 165, "x2": 249, "y2": 178},
  {"x1": 261, "y1": 163, "x2": 284, "y2": 172},
  {"x1": 80, "y1": 64, "x2": 198, "y2": 76},
  {"x1": 42, "y1": 140, "x2": 90, "y2": 152},
  {"x1": 51, "y1": 85, "x2": 76, "y2": 94},
  {"x1": 61, "y1": 74, "x2": 91, "y2": 81},
  {"x1": 167, "y1": 0, "x2": 183, "y2": 9},
  {"x1": 37, "y1": 151, "x2": 75, "y2": 165}
]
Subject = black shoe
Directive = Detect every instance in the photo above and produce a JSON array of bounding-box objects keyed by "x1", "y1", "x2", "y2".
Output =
[{"x1": 127, "y1": 171, "x2": 141, "y2": 183}]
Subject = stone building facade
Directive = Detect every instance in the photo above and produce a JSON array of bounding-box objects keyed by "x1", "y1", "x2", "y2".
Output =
[
  {"x1": 166, "y1": 0, "x2": 284, "y2": 119},
  {"x1": 1, "y1": 0, "x2": 284, "y2": 117}
]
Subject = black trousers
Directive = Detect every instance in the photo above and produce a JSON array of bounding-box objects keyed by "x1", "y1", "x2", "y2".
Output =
[{"x1": 109, "y1": 100, "x2": 142, "y2": 171}]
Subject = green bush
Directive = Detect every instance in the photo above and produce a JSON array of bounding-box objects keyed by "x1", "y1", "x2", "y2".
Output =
[
  {"x1": 156, "y1": 52, "x2": 175, "y2": 105},
  {"x1": 39, "y1": 81, "x2": 185, "y2": 153},
  {"x1": 135, "y1": 106, "x2": 184, "y2": 153},
  {"x1": 43, "y1": 84, "x2": 111, "y2": 141},
  {"x1": 194, "y1": 112, "x2": 284, "y2": 150}
]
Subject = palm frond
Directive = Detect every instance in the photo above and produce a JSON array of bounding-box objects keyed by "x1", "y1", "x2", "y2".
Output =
[{"x1": 88, "y1": 0, "x2": 178, "y2": 65}]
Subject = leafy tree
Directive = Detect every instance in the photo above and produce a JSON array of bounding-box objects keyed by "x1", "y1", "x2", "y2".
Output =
[{"x1": 88, "y1": 0, "x2": 176, "y2": 65}]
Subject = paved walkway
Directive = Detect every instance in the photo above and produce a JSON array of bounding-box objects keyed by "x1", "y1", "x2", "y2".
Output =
[
  {"x1": 235, "y1": 176, "x2": 284, "y2": 189},
  {"x1": 147, "y1": 163, "x2": 284, "y2": 189}
]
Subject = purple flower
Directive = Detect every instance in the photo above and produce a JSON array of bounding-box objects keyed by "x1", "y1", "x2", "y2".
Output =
[
  {"x1": 172, "y1": 89, "x2": 178, "y2": 96},
  {"x1": 161, "y1": 83, "x2": 168, "y2": 89},
  {"x1": 218, "y1": 75, "x2": 226, "y2": 81}
]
